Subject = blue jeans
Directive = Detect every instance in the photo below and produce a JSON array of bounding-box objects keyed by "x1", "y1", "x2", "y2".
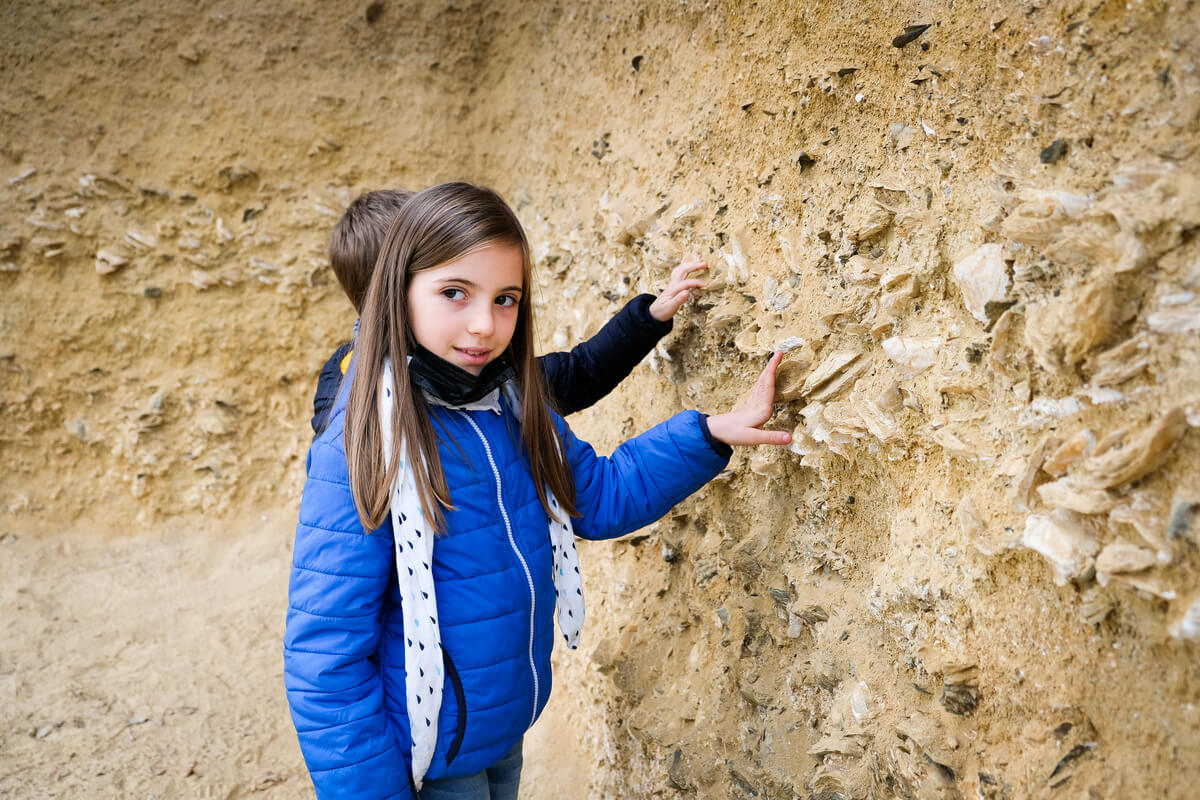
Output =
[{"x1": 418, "y1": 740, "x2": 523, "y2": 800}]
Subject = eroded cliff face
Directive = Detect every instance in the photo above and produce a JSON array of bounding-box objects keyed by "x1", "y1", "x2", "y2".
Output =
[{"x1": 2, "y1": 1, "x2": 1198, "y2": 798}]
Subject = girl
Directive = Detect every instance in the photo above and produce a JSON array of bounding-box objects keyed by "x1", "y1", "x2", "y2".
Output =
[{"x1": 284, "y1": 182, "x2": 790, "y2": 800}]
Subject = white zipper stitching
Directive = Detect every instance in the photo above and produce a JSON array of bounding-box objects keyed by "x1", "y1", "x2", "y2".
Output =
[{"x1": 459, "y1": 411, "x2": 539, "y2": 728}]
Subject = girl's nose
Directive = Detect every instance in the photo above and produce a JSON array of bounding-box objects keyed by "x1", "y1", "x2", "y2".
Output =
[{"x1": 467, "y1": 304, "x2": 495, "y2": 336}]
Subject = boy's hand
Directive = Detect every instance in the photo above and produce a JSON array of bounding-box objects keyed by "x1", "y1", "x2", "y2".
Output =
[
  {"x1": 649, "y1": 259, "x2": 708, "y2": 322},
  {"x1": 706, "y1": 352, "x2": 792, "y2": 447}
]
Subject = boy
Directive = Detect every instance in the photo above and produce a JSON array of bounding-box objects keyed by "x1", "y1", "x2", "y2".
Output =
[{"x1": 312, "y1": 189, "x2": 707, "y2": 434}]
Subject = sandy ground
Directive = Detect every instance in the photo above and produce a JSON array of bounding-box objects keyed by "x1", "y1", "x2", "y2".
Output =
[{"x1": 0, "y1": 514, "x2": 584, "y2": 799}]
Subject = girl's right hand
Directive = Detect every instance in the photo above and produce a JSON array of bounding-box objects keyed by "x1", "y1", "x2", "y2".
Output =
[
  {"x1": 648, "y1": 259, "x2": 709, "y2": 322},
  {"x1": 706, "y1": 352, "x2": 792, "y2": 447}
]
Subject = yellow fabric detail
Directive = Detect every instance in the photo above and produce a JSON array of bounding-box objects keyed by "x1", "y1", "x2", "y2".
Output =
[{"x1": 340, "y1": 349, "x2": 353, "y2": 375}]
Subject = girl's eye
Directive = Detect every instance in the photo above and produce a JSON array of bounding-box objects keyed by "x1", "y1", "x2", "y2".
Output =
[
  {"x1": 441, "y1": 288, "x2": 466, "y2": 301},
  {"x1": 495, "y1": 295, "x2": 519, "y2": 307}
]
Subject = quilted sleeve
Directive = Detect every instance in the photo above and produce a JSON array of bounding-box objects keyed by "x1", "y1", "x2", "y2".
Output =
[
  {"x1": 562, "y1": 409, "x2": 730, "y2": 540},
  {"x1": 537, "y1": 294, "x2": 671, "y2": 416},
  {"x1": 284, "y1": 441, "x2": 413, "y2": 800}
]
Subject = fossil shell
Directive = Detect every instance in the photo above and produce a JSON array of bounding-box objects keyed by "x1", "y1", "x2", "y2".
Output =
[
  {"x1": 850, "y1": 682, "x2": 874, "y2": 721},
  {"x1": 875, "y1": 382, "x2": 904, "y2": 413},
  {"x1": 1037, "y1": 477, "x2": 1117, "y2": 514},
  {"x1": 801, "y1": 350, "x2": 862, "y2": 397},
  {"x1": 850, "y1": 385, "x2": 901, "y2": 442},
  {"x1": 1021, "y1": 511, "x2": 1099, "y2": 585},
  {"x1": 1109, "y1": 494, "x2": 1173, "y2": 562},
  {"x1": 599, "y1": 197, "x2": 667, "y2": 246},
  {"x1": 1025, "y1": 276, "x2": 1118, "y2": 372},
  {"x1": 798, "y1": 401, "x2": 861, "y2": 460},
  {"x1": 1095, "y1": 540, "x2": 1157, "y2": 575},
  {"x1": 880, "y1": 265, "x2": 914, "y2": 291},
  {"x1": 953, "y1": 243, "x2": 1009, "y2": 322},
  {"x1": 1000, "y1": 189, "x2": 1091, "y2": 247},
  {"x1": 672, "y1": 200, "x2": 704, "y2": 224},
  {"x1": 1048, "y1": 213, "x2": 1148, "y2": 274},
  {"x1": 893, "y1": 711, "x2": 962, "y2": 778},
  {"x1": 721, "y1": 232, "x2": 749, "y2": 284},
  {"x1": 124, "y1": 229, "x2": 158, "y2": 251},
  {"x1": 1148, "y1": 304, "x2": 1200, "y2": 333},
  {"x1": 748, "y1": 451, "x2": 786, "y2": 479},
  {"x1": 878, "y1": 281, "x2": 915, "y2": 318},
  {"x1": 808, "y1": 732, "x2": 864, "y2": 757},
  {"x1": 775, "y1": 349, "x2": 815, "y2": 401},
  {"x1": 1013, "y1": 435, "x2": 1059, "y2": 511},
  {"x1": 931, "y1": 426, "x2": 976, "y2": 459},
  {"x1": 809, "y1": 357, "x2": 869, "y2": 402},
  {"x1": 1073, "y1": 407, "x2": 1187, "y2": 490},
  {"x1": 1086, "y1": 334, "x2": 1150, "y2": 386},
  {"x1": 95, "y1": 247, "x2": 130, "y2": 275},
  {"x1": 882, "y1": 335, "x2": 941, "y2": 375},
  {"x1": 988, "y1": 308, "x2": 1022, "y2": 379},
  {"x1": 846, "y1": 200, "x2": 894, "y2": 243},
  {"x1": 1043, "y1": 429, "x2": 1096, "y2": 477},
  {"x1": 760, "y1": 276, "x2": 794, "y2": 312},
  {"x1": 822, "y1": 401, "x2": 868, "y2": 433},
  {"x1": 1079, "y1": 589, "x2": 1116, "y2": 624},
  {"x1": 707, "y1": 295, "x2": 752, "y2": 332},
  {"x1": 844, "y1": 255, "x2": 881, "y2": 285},
  {"x1": 1109, "y1": 572, "x2": 1176, "y2": 600},
  {"x1": 733, "y1": 323, "x2": 768, "y2": 356},
  {"x1": 1169, "y1": 596, "x2": 1200, "y2": 641}
]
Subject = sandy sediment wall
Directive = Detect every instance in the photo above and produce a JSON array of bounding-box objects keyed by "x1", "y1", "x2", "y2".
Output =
[{"x1": 2, "y1": 1, "x2": 1199, "y2": 797}]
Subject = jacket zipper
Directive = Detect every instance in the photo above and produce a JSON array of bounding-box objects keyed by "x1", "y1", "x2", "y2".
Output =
[{"x1": 458, "y1": 412, "x2": 539, "y2": 729}]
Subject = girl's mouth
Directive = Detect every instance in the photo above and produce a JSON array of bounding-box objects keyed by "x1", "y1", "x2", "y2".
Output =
[{"x1": 455, "y1": 347, "x2": 491, "y2": 364}]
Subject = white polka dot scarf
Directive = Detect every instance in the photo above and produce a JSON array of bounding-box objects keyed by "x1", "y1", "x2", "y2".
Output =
[{"x1": 378, "y1": 359, "x2": 584, "y2": 789}]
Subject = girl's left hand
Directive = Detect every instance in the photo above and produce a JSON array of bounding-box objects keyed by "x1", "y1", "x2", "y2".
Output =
[{"x1": 706, "y1": 352, "x2": 792, "y2": 446}]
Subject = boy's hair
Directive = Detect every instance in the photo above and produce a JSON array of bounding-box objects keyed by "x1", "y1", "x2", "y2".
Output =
[
  {"x1": 328, "y1": 189, "x2": 414, "y2": 312},
  {"x1": 344, "y1": 182, "x2": 578, "y2": 533}
]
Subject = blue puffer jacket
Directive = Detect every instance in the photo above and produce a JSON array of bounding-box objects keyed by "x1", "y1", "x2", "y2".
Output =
[{"x1": 284, "y1": 378, "x2": 730, "y2": 799}]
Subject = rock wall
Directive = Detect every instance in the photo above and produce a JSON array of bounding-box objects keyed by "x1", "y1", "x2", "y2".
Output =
[{"x1": 3, "y1": 0, "x2": 1199, "y2": 798}]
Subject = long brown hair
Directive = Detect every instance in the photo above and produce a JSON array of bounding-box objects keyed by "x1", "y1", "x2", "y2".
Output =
[{"x1": 344, "y1": 182, "x2": 577, "y2": 533}]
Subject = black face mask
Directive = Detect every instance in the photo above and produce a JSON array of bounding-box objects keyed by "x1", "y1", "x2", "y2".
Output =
[{"x1": 408, "y1": 345, "x2": 516, "y2": 406}]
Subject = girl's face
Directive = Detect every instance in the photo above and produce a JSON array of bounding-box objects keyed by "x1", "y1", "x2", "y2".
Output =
[{"x1": 406, "y1": 242, "x2": 524, "y2": 375}]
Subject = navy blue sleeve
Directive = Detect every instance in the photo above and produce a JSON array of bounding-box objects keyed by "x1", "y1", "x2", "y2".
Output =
[
  {"x1": 538, "y1": 293, "x2": 672, "y2": 416},
  {"x1": 312, "y1": 342, "x2": 353, "y2": 436}
]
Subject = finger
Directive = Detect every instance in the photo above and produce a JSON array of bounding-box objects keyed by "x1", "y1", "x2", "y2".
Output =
[
  {"x1": 759, "y1": 428, "x2": 793, "y2": 446},
  {"x1": 743, "y1": 353, "x2": 784, "y2": 417},
  {"x1": 652, "y1": 289, "x2": 691, "y2": 320},
  {"x1": 740, "y1": 427, "x2": 792, "y2": 446},
  {"x1": 666, "y1": 290, "x2": 691, "y2": 311},
  {"x1": 753, "y1": 352, "x2": 783, "y2": 393},
  {"x1": 720, "y1": 426, "x2": 792, "y2": 447},
  {"x1": 672, "y1": 260, "x2": 708, "y2": 280},
  {"x1": 663, "y1": 279, "x2": 707, "y2": 297}
]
